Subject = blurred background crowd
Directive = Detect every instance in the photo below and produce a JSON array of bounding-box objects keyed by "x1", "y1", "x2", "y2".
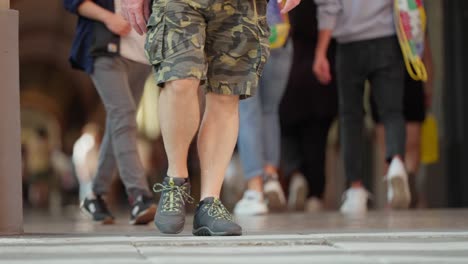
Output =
[{"x1": 13, "y1": 0, "x2": 464, "y2": 217}]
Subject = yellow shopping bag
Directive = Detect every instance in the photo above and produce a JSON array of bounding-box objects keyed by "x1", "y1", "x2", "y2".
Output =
[{"x1": 420, "y1": 113, "x2": 439, "y2": 164}]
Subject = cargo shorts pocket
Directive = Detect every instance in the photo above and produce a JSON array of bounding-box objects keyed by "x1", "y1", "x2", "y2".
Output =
[
  {"x1": 145, "y1": 0, "x2": 167, "y2": 65},
  {"x1": 255, "y1": 17, "x2": 271, "y2": 76}
]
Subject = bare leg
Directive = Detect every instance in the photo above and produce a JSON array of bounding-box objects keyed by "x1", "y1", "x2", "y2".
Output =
[
  {"x1": 198, "y1": 93, "x2": 240, "y2": 200},
  {"x1": 405, "y1": 123, "x2": 422, "y2": 174},
  {"x1": 405, "y1": 122, "x2": 422, "y2": 208},
  {"x1": 247, "y1": 175, "x2": 263, "y2": 193},
  {"x1": 264, "y1": 164, "x2": 278, "y2": 176},
  {"x1": 159, "y1": 79, "x2": 200, "y2": 179}
]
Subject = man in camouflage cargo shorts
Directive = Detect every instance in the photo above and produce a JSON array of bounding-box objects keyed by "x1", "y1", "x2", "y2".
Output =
[{"x1": 121, "y1": 0, "x2": 300, "y2": 236}]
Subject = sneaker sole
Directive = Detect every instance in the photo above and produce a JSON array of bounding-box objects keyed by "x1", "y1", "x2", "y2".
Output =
[
  {"x1": 265, "y1": 191, "x2": 286, "y2": 212},
  {"x1": 79, "y1": 202, "x2": 115, "y2": 225},
  {"x1": 129, "y1": 205, "x2": 157, "y2": 225},
  {"x1": 192, "y1": 227, "x2": 242, "y2": 236},
  {"x1": 389, "y1": 177, "x2": 411, "y2": 209}
]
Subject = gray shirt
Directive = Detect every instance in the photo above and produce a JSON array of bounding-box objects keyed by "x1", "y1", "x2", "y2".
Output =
[{"x1": 315, "y1": 0, "x2": 396, "y2": 43}]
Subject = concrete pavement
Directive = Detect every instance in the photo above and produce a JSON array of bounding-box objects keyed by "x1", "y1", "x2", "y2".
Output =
[{"x1": 1, "y1": 209, "x2": 468, "y2": 263}]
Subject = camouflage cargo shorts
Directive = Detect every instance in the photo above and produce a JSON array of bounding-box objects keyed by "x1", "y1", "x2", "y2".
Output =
[{"x1": 145, "y1": 0, "x2": 270, "y2": 99}]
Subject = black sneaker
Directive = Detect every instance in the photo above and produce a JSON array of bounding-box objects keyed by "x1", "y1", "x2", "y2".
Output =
[
  {"x1": 80, "y1": 196, "x2": 115, "y2": 224},
  {"x1": 193, "y1": 197, "x2": 242, "y2": 236},
  {"x1": 129, "y1": 195, "x2": 157, "y2": 225},
  {"x1": 153, "y1": 177, "x2": 192, "y2": 234}
]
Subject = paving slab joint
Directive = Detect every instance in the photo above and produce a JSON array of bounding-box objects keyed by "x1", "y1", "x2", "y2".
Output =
[
  {"x1": 321, "y1": 238, "x2": 342, "y2": 250},
  {"x1": 131, "y1": 241, "x2": 149, "y2": 261}
]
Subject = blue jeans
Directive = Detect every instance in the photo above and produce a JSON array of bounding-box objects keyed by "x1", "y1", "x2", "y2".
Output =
[{"x1": 237, "y1": 41, "x2": 293, "y2": 180}]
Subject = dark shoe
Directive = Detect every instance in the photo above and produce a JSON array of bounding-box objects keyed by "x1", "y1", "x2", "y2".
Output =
[
  {"x1": 130, "y1": 195, "x2": 157, "y2": 225},
  {"x1": 153, "y1": 177, "x2": 192, "y2": 234},
  {"x1": 80, "y1": 195, "x2": 114, "y2": 224},
  {"x1": 192, "y1": 197, "x2": 242, "y2": 236}
]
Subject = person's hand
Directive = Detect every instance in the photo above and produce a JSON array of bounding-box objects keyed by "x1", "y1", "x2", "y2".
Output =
[
  {"x1": 121, "y1": 0, "x2": 151, "y2": 35},
  {"x1": 280, "y1": 0, "x2": 301, "y2": 14},
  {"x1": 313, "y1": 55, "x2": 332, "y2": 84},
  {"x1": 104, "y1": 13, "x2": 131, "y2": 36}
]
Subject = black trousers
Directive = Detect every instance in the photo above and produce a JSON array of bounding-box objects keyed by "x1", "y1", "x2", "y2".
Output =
[
  {"x1": 281, "y1": 117, "x2": 334, "y2": 199},
  {"x1": 337, "y1": 36, "x2": 406, "y2": 183}
]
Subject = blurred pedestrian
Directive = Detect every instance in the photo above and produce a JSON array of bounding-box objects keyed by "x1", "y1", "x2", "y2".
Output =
[
  {"x1": 26, "y1": 128, "x2": 53, "y2": 208},
  {"x1": 72, "y1": 123, "x2": 102, "y2": 201},
  {"x1": 280, "y1": 0, "x2": 337, "y2": 212},
  {"x1": 234, "y1": 0, "x2": 293, "y2": 216},
  {"x1": 64, "y1": 0, "x2": 156, "y2": 225},
  {"x1": 313, "y1": 0, "x2": 409, "y2": 214},
  {"x1": 371, "y1": 34, "x2": 434, "y2": 208}
]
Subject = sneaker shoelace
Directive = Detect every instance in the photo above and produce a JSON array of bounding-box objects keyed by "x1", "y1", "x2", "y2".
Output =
[
  {"x1": 153, "y1": 183, "x2": 193, "y2": 212},
  {"x1": 206, "y1": 199, "x2": 233, "y2": 221}
]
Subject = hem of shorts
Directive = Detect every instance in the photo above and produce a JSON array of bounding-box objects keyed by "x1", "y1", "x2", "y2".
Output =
[
  {"x1": 204, "y1": 81, "x2": 257, "y2": 100},
  {"x1": 264, "y1": 160, "x2": 279, "y2": 169},
  {"x1": 405, "y1": 118, "x2": 425, "y2": 123},
  {"x1": 155, "y1": 72, "x2": 206, "y2": 88},
  {"x1": 373, "y1": 116, "x2": 425, "y2": 124}
]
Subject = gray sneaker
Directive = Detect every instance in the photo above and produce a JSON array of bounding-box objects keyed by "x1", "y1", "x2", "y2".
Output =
[
  {"x1": 192, "y1": 197, "x2": 242, "y2": 236},
  {"x1": 153, "y1": 177, "x2": 192, "y2": 234}
]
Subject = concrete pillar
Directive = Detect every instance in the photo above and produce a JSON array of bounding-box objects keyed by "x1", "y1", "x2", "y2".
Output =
[
  {"x1": 0, "y1": 0, "x2": 9, "y2": 9},
  {"x1": 0, "y1": 1, "x2": 23, "y2": 235}
]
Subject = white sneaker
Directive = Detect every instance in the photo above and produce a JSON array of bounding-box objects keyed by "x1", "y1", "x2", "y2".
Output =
[
  {"x1": 234, "y1": 190, "x2": 268, "y2": 216},
  {"x1": 264, "y1": 174, "x2": 287, "y2": 211},
  {"x1": 387, "y1": 157, "x2": 411, "y2": 209},
  {"x1": 340, "y1": 187, "x2": 369, "y2": 215},
  {"x1": 288, "y1": 172, "x2": 308, "y2": 211},
  {"x1": 305, "y1": 197, "x2": 323, "y2": 212}
]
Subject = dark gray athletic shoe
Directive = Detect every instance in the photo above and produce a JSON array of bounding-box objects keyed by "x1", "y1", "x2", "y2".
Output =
[
  {"x1": 80, "y1": 195, "x2": 115, "y2": 225},
  {"x1": 192, "y1": 197, "x2": 242, "y2": 236},
  {"x1": 129, "y1": 195, "x2": 157, "y2": 225},
  {"x1": 153, "y1": 177, "x2": 192, "y2": 234}
]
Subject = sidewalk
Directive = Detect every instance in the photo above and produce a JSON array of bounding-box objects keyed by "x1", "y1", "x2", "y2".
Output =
[{"x1": 1, "y1": 209, "x2": 468, "y2": 263}]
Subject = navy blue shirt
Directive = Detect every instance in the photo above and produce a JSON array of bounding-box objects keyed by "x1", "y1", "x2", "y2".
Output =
[{"x1": 64, "y1": 0, "x2": 117, "y2": 73}]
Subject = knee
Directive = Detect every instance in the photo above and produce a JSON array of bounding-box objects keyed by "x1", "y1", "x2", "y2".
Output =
[
  {"x1": 377, "y1": 101, "x2": 403, "y2": 118},
  {"x1": 380, "y1": 109, "x2": 403, "y2": 124},
  {"x1": 262, "y1": 103, "x2": 279, "y2": 115},
  {"x1": 108, "y1": 108, "x2": 137, "y2": 135},
  {"x1": 206, "y1": 93, "x2": 239, "y2": 111},
  {"x1": 164, "y1": 79, "x2": 199, "y2": 98},
  {"x1": 339, "y1": 108, "x2": 363, "y2": 122}
]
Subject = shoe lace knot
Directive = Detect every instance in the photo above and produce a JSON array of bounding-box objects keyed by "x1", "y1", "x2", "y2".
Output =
[
  {"x1": 206, "y1": 199, "x2": 233, "y2": 221},
  {"x1": 153, "y1": 182, "x2": 193, "y2": 212}
]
